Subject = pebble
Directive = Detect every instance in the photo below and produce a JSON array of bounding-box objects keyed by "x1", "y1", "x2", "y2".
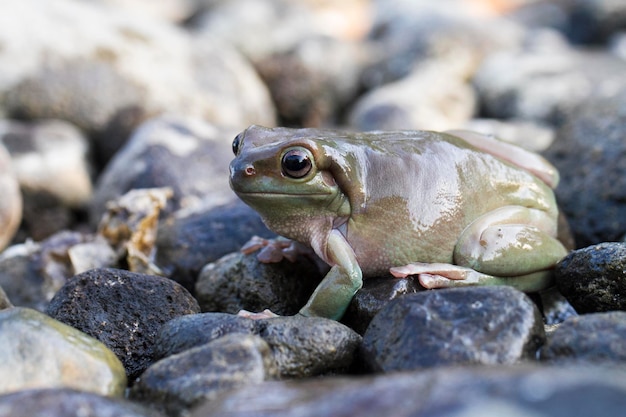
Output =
[
  {"x1": 46, "y1": 268, "x2": 200, "y2": 380},
  {"x1": 154, "y1": 313, "x2": 361, "y2": 378},
  {"x1": 360, "y1": 286, "x2": 545, "y2": 372},
  {"x1": 91, "y1": 116, "x2": 238, "y2": 223},
  {"x1": 130, "y1": 334, "x2": 277, "y2": 417},
  {"x1": 194, "y1": 364, "x2": 626, "y2": 417},
  {"x1": 0, "y1": 307, "x2": 126, "y2": 396},
  {"x1": 0, "y1": 119, "x2": 92, "y2": 241},
  {"x1": 0, "y1": 143, "x2": 21, "y2": 250},
  {"x1": 255, "y1": 36, "x2": 366, "y2": 127},
  {"x1": 0, "y1": 388, "x2": 165, "y2": 417},
  {"x1": 545, "y1": 89, "x2": 626, "y2": 246},
  {"x1": 555, "y1": 242, "x2": 626, "y2": 313},
  {"x1": 349, "y1": 64, "x2": 477, "y2": 131},
  {"x1": 156, "y1": 201, "x2": 274, "y2": 291},
  {"x1": 541, "y1": 311, "x2": 626, "y2": 363},
  {"x1": 195, "y1": 250, "x2": 322, "y2": 316}
]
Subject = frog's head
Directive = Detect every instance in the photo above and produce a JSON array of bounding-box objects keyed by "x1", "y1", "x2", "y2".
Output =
[{"x1": 229, "y1": 126, "x2": 353, "y2": 238}]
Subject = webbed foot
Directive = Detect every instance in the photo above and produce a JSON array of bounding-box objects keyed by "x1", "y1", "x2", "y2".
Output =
[{"x1": 389, "y1": 262, "x2": 493, "y2": 289}]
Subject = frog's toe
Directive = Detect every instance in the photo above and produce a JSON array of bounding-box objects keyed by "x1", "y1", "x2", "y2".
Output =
[
  {"x1": 389, "y1": 262, "x2": 470, "y2": 280},
  {"x1": 237, "y1": 309, "x2": 280, "y2": 319}
]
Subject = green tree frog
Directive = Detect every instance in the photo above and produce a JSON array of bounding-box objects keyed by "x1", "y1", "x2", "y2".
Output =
[{"x1": 229, "y1": 126, "x2": 568, "y2": 320}]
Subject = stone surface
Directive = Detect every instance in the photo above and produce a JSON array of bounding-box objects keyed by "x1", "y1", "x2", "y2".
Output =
[
  {"x1": 461, "y1": 118, "x2": 556, "y2": 151},
  {"x1": 195, "y1": 250, "x2": 322, "y2": 316},
  {"x1": 0, "y1": 119, "x2": 91, "y2": 241},
  {"x1": 363, "y1": 5, "x2": 524, "y2": 87},
  {"x1": 0, "y1": 0, "x2": 275, "y2": 135},
  {"x1": 0, "y1": 287, "x2": 11, "y2": 310},
  {"x1": 0, "y1": 307, "x2": 126, "y2": 396},
  {"x1": 91, "y1": 116, "x2": 238, "y2": 224},
  {"x1": 341, "y1": 276, "x2": 424, "y2": 335},
  {"x1": 545, "y1": 90, "x2": 626, "y2": 247},
  {"x1": 360, "y1": 287, "x2": 545, "y2": 372},
  {"x1": 349, "y1": 64, "x2": 476, "y2": 131},
  {"x1": 46, "y1": 268, "x2": 200, "y2": 379},
  {"x1": 0, "y1": 142, "x2": 21, "y2": 251},
  {"x1": 0, "y1": 232, "x2": 114, "y2": 312},
  {"x1": 190, "y1": 0, "x2": 371, "y2": 60},
  {"x1": 541, "y1": 311, "x2": 626, "y2": 363},
  {"x1": 555, "y1": 243, "x2": 626, "y2": 313},
  {"x1": 255, "y1": 37, "x2": 365, "y2": 127},
  {"x1": 0, "y1": 388, "x2": 164, "y2": 417},
  {"x1": 131, "y1": 334, "x2": 277, "y2": 417},
  {"x1": 156, "y1": 201, "x2": 274, "y2": 291},
  {"x1": 154, "y1": 313, "x2": 361, "y2": 379},
  {"x1": 194, "y1": 364, "x2": 626, "y2": 417},
  {"x1": 475, "y1": 48, "x2": 626, "y2": 124}
]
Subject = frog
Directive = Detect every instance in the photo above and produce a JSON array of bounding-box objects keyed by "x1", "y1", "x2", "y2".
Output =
[{"x1": 229, "y1": 125, "x2": 569, "y2": 320}]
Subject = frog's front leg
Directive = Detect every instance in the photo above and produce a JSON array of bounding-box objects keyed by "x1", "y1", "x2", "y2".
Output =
[
  {"x1": 391, "y1": 206, "x2": 568, "y2": 292},
  {"x1": 298, "y1": 230, "x2": 363, "y2": 320}
]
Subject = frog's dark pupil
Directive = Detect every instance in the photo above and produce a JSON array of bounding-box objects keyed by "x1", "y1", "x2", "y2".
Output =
[
  {"x1": 232, "y1": 134, "x2": 243, "y2": 155},
  {"x1": 282, "y1": 149, "x2": 312, "y2": 178}
]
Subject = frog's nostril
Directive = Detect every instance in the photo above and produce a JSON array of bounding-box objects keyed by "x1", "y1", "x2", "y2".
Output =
[{"x1": 244, "y1": 165, "x2": 256, "y2": 176}]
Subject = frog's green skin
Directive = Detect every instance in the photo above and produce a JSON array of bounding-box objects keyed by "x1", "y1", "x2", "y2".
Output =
[{"x1": 229, "y1": 125, "x2": 568, "y2": 320}]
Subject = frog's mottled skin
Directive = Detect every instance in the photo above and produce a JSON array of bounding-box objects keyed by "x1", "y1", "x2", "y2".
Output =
[{"x1": 229, "y1": 125, "x2": 568, "y2": 320}]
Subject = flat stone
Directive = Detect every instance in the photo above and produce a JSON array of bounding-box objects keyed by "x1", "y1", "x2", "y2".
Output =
[{"x1": 193, "y1": 364, "x2": 626, "y2": 417}]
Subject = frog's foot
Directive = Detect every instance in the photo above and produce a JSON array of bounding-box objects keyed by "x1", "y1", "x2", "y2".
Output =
[
  {"x1": 237, "y1": 308, "x2": 280, "y2": 319},
  {"x1": 389, "y1": 262, "x2": 493, "y2": 289},
  {"x1": 241, "y1": 236, "x2": 301, "y2": 263}
]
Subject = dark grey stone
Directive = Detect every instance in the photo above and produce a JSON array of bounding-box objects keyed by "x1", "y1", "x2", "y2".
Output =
[
  {"x1": 195, "y1": 251, "x2": 322, "y2": 317},
  {"x1": 555, "y1": 242, "x2": 626, "y2": 313},
  {"x1": 46, "y1": 268, "x2": 200, "y2": 380},
  {"x1": 156, "y1": 201, "x2": 274, "y2": 291},
  {"x1": 155, "y1": 313, "x2": 361, "y2": 379},
  {"x1": 90, "y1": 116, "x2": 237, "y2": 224},
  {"x1": 131, "y1": 334, "x2": 277, "y2": 417},
  {"x1": 342, "y1": 276, "x2": 424, "y2": 335},
  {"x1": 360, "y1": 286, "x2": 545, "y2": 372},
  {"x1": 545, "y1": 90, "x2": 626, "y2": 247},
  {"x1": 542, "y1": 311, "x2": 626, "y2": 363}
]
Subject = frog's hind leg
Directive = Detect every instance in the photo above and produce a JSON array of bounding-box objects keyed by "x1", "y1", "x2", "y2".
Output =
[{"x1": 390, "y1": 206, "x2": 568, "y2": 292}]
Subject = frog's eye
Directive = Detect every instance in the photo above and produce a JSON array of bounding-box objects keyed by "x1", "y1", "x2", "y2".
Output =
[
  {"x1": 281, "y1": 148, "x2": 313, "y2": 179},
  {"x1": 232, "y1": 133, "x2": 243, "y2": 155}
]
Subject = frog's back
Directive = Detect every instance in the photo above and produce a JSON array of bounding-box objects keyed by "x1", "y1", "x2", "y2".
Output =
[{"x1": 333, "y1": 130, "x2": 557, "y2": 274}]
